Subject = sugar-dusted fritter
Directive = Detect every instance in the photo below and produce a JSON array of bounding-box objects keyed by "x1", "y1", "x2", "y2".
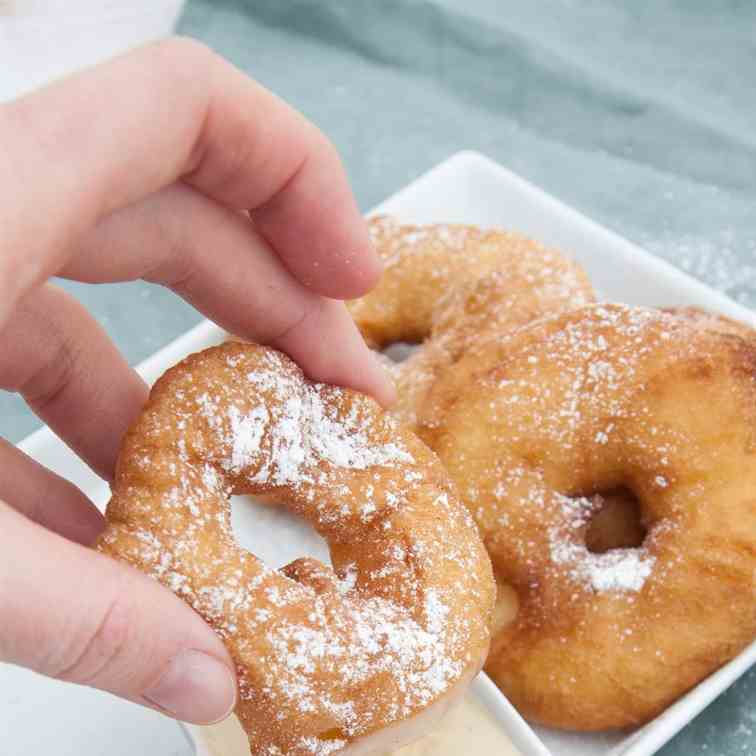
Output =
[
  {"x1": 419, "y1": 304, "x2": 756, "y2": 730},
  {"x1": 98, "y1": 342, "x2": 495, "y2": 755}
]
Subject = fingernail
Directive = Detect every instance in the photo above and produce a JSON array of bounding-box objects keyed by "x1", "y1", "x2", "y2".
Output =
[{"x1": 143, "y1": 650, "x2": 236, "y2": 724}]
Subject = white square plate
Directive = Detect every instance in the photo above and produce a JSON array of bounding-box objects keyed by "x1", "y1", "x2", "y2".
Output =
[{"x1": 9, "y1": 151, "x2": 756, "y2": 756}]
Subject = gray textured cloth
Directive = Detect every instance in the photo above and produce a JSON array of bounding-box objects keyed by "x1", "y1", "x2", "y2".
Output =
[
  {"x1": 179, "y1": 1, "x2": 756, "y2": 304},
  {"x1": 2, "y1": 1, "x2": 754, "y2": 752}
]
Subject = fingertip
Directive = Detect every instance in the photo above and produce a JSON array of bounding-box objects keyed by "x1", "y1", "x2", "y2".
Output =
[
  {"x1": 323, "y1": 337, "x2": 398, "y2": 410},
  {"x1": 342, "y1": 234, "x2": 384, "y2": 299},
  {"x1": 364, "y1": 352, "x2": 398, "y2": 409},
  {"x1": 255, "y1": 203, "x2": 383, "y2": 300},
  {"x1": 142, "y1": 648, "x2": 237, "y2": 725},
  {"x1": 270, "y1": 298, "x2": 395, "y2": 407},
  {"x1": 250, "y1": 135, "x2": 383, "y2": 300},
  {"x1": 327, "y1": 211, "x2": 384, "y2": 299}
]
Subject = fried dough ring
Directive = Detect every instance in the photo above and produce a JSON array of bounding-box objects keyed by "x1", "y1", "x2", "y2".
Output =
[
  {"x1": 98, "y1": 342, "x2": 494, "y2": 755},
  {"x1": 349, "y1": 216, "x2": 594, "y2": 428},
  {"x1": 663, "y1": 305, "x2": 754, "y2": 339},
  {"x1": 419, "y1": 304, "x2": 756, "y2": 730}
]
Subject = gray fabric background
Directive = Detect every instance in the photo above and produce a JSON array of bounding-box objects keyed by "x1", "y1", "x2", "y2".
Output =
[{"x1": 3, "y1": 1, "x2": 755, "y2": 752}]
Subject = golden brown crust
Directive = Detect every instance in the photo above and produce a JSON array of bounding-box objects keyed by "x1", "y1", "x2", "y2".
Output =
[
  {"x1": 350, "y1": 218, "x2": 756, "y2": 730},
  {"x1": 349, "y1": 216, "x2": 595, "y2": 430},
  {"x1": 98, "y1": 342, "x2": 494, "y2": 755},
  {"x1": 420, "y1": 304, "x2": 756, "y2": 730},
  {"x1": 662, "y1": 305, "x2": 754, "y2": 339}
]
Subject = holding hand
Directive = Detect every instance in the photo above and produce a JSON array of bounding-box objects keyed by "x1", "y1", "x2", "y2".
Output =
[{"x1": 0, "y1": 37, "x2": 391, "y2": 725}]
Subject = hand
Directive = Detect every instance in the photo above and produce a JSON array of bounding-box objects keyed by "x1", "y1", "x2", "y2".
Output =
[{"x1": 0, "y1": 37, "x2": 392, "y2": 726}]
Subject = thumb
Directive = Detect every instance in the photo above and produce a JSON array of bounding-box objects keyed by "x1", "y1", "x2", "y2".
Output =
[{"x1": 0, "y1": 501, "x2": 237, "y2": 724}]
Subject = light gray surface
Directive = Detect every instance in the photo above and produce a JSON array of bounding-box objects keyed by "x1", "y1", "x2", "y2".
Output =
[
  {"x1": 0, "y1": 660, "x2": 194, "y2": 756},
  {"x1": 2, "y1": 1, "x2": 755, "y2": 754}
]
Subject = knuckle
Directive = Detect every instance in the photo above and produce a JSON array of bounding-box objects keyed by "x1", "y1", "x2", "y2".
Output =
[
  {"x1": 55, "y1": 593, "x2": 133, "y2": 685},
  {"x1": 20, "y1": 326, "x2": 78, "y2": 412},
  {"x1": 269, "y1": 300, "x2": 350, "y2": 382},
  {"x1": 142, "y1": 193, "x2": 199, "y2": 290},
  {"x1": 186, "y1": 102, "x2": 265, "y2": 196},
  {"x1": 272, "y1": 296, "x2": 322, "y2": 345},
  {"x1": 143, "y1": 37, "x2": 217, "y2": 139}
]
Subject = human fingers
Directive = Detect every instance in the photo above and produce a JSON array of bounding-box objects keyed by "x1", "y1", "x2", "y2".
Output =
[
  {"x1": 0, "y1": 501, "x2": 237, "y2": 724},
  {"x1": 0, "y1": 36, "x2": 380, "y2": 333},
  {"x1": 61, "y1": 183, "x2": 394, "y2": 405},
  {"x1": 0, "y1": 284, "x2": 148, "y2": 479},
  {"x1": 0, "y1": 438, "x2": 103, "y2": 546}
]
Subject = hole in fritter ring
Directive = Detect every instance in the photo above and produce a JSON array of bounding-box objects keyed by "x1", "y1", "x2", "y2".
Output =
[
  {"x1": 230, "y1": 494, "x2": 331, "y2": 570},
  {"x1": 583, "y1": 487, "x2": 647, "y2": 554},
  {"x1": 492, "y1": 576, "x2": 519, "y2": 633},
  {"x1": 382, "y1": 342, "x2": 421, "y2": 364}
]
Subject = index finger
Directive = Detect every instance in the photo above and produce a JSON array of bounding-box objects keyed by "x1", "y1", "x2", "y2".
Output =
[{"x1": 0, "y1": 36, "x2": 380, "y2": 325}]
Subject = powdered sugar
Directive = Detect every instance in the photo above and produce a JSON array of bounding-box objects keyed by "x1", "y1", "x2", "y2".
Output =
[
  {"x1": 189, "y1": 351, "x2": 415, "y2": 497},
  {"x1": 585, "y1": 550, "x2": 654, "y2": 592},
  {"x1": 424, "y1": 589, "x2": 451, "y2": 635},
  {"x1": 645, "y1": 231, "x2": 756, "y2": 308},
  {"x1": 263, "y1": 594, "x2": 463, "y2": 722},
  {"x1": 234, "y1": 359, "x2": 413, "y2": 487},
  {"x1": 430, "y1": 306, "x2": 705, "y2": 606},
  {"x1": 550, "y1": 524, "x2": 655, "y2": 593},
  {"x1": 227, "y1": 405, "x2": 269, "y2": 473},
  {"x1": 547, "y1": 493, "x2": 655, "y2": 593},
  {"x1": 100, "y1": 343, "x2": 491, "y2": 755},
  {"x1": 295, "y1": 736, "x2": 346, "y2": 755}
]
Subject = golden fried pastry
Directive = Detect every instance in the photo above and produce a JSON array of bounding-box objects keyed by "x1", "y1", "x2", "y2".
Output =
[
  {"x1": 663, "y1": 305, "x2": 754, "y2": 338},
  {"x1": 349, "y1": 216, "x2": 594, "y2": 428},
  {"x1": 98, "y1": 342, "x2": 494, "y2": 755},
  {"x1": 418, "y1": 304, "x2": 756, "y2": 730}
]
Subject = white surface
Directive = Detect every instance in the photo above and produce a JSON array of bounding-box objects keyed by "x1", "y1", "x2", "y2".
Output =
[
  {"x1": 0, "y1": 0, "x2": 184, "y2": 101},
  {"x1": 5, "y1": 152, "x2": 756, "y2": 756}
]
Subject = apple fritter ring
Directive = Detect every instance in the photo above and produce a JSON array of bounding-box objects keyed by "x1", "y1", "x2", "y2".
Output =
[
  {"x1": 663, "y1": 304, "x2": 754, "y2": 338},
  {"x1": 349, "y1": 216, "x2": 594, "y2": 429},
  {"x1": 419, "y1": 304, "x2": 756, "y2": 731},
  {"x1": 97, "y1": 342, "x2": 494, "y2": 756}
]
